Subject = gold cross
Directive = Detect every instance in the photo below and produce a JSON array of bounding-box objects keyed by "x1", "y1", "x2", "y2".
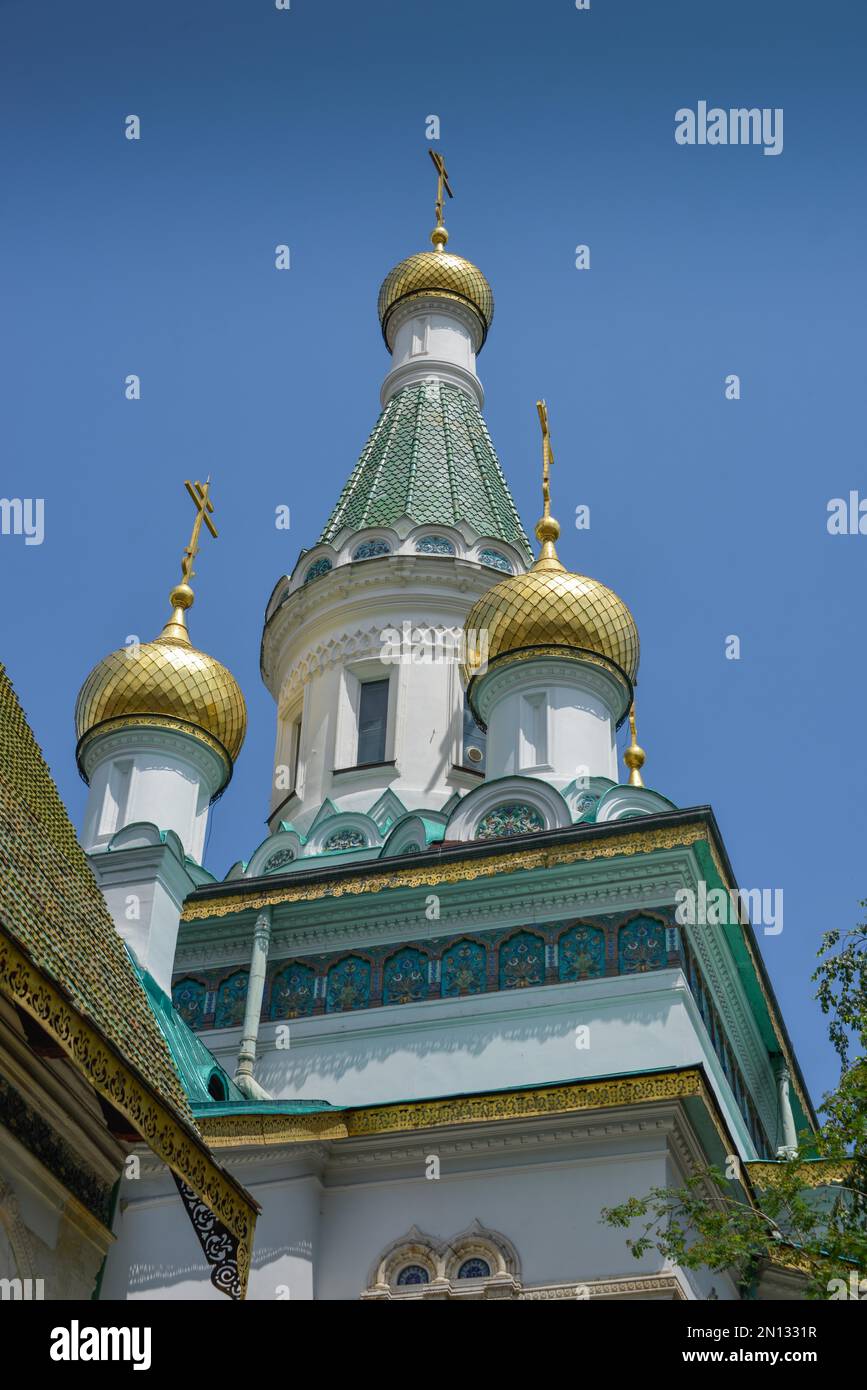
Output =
[
  {"x1": 429, "y1": 149, "x2": 453, "y2": 229},
  {"x1": 536, "y1": 400, "x2": 554, "y2": 518},
  {"x1": 180, "y1": 478, "x2": 218, "y2": 586}
]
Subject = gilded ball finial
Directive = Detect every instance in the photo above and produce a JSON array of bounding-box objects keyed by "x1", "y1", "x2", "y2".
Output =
[
  {"x1": 169, "y1": 583, "x2": 194, "y2": 611},
  {"x1": 535, "y1": 515, "x2": 560, "y2": 545},
  {"x1": 431, "y1": 224, "x2": 449, "y2": 250},
  {"x1": 624, "y1": 704, "x2": 646, "y2": 787}
]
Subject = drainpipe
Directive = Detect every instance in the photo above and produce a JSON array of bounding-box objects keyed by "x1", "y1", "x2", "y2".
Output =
[
  {"x1": 775, "y1": 1061, "x2": 798, "y2": 1158},
  {"x1": 234, "y1": 907, "x2": 273, "y2": 1100}
]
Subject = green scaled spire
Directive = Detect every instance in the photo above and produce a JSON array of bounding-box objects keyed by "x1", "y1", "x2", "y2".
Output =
[{"x1": 318, "y1": 381, "x2": 533, "y2": 563}]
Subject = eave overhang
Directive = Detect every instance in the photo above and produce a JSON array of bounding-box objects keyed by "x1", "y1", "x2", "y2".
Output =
[{"x1": 0, "y1": 926, "x2": 260, "y2": 1295}]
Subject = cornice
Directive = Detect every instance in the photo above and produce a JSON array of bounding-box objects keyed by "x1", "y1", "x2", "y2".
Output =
[
  {"x1": 197, "y1": 1067, "x2": 732, "y2": 1156},
  {"x1": 182, "y1": 818, "x2": 712, "y2": 924},
  {"x1": 173, "y1": 854, "x2": 690, "y2": 966}
]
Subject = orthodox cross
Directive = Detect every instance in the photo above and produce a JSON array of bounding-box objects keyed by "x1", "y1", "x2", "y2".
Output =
[
  {"x1": 180, "y1": 478, "x2": 218, "y2": 586},
  {"x1": 428, "y1": 149, "x2": 453, "y2": 229},
  {"x1": 536, "y1": 399, "x2": 554, "y2": 518}
]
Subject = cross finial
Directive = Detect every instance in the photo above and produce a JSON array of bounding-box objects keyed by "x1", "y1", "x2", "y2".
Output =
[
  {"x1": 536, "y1": 400, "x2": 554, "y2": 520},
  {"x1": 532, "y1": 400, "x2": 563, "y2": 571},
  {"x1": 159, "y1": 478, "x2": 219, "y2": 644},
  {"x1": 180, "y1": 478, "x2": 218, "y2": 589},
  {"x1": 428, "y1": 149, "x2": 453, "y2": 249}
]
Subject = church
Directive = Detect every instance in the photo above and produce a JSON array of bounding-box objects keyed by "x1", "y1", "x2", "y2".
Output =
[{"x1": 1, "y1": 156, "x2": 814, "y2": 1301}]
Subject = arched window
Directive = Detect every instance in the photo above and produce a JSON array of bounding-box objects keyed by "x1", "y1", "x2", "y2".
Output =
[
  {"x1": 324, "y1": 828, "x2": 366, "y2": 851},
  {"x1": 479, "y1": 548, "x2": 512, "y2": 573},
  {"x1": 264, "y1": 847, "x2": 296, "y2": 872},
  {"x1": 396, "y1": 1265, "x2": 430, "y2": 1286},
  {"x1": 304, "y1": 557, "x2": 332, "y2": 584},
  {"x1": 416, "y1": 535, "x2": 455, "y2": 555},
  {"x1": 457, "y1": 1258, "x2": 491, "y2": 1279},
  {"x1": 207, "y1": 1072, "x2": 227, "y2": 1102},
  {"x1": 353, "y1": 539, "x2": 391, "y2": 560},
  {"x1": 477, "y1": 802, "x2": 544, "y2": 840}
]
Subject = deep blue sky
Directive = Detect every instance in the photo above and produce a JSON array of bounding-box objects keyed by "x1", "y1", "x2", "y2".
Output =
[{"x1": 2, "y1": 0, "x2": 864, "y2": 1109}]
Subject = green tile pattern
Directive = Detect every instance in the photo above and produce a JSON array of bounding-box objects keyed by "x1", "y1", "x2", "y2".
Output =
[{"x1": 318, "y1": 382, "x2": 533, "y2": 563}]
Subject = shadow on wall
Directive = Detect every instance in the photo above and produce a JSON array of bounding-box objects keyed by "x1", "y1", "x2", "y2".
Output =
[{"x1": 254, "y1": 991, "x2": 676, "y2": 1091}]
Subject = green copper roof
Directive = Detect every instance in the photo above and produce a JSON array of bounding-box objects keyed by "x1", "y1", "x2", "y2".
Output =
[
  {"x1": 135, "y1": 963, "x2": 244, "y2": 1106},
  {"x1": 318, "y1": 381, "x2": 533, "y2": 562}
]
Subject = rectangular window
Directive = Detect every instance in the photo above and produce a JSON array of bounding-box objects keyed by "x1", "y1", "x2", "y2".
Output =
[
  {"x1": 520, "y1": 692, "x2": 548, "y2": 768},
  {"x1": 357, "y1": 679, "x2": 389, "y2": 765},
  {"x1": 98, "y1": 759, "x2": 131, "y2": 837},
  {"x1": 290, "y1": 715, "x2": 302, "y2": 791}
]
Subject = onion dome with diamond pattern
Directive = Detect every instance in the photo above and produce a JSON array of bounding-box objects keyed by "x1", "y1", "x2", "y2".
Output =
[
  {"x1": 75, "y1": 582, "x2": 246, "y2": 789},
  {"x1": 378, "y1": 227, "x2": 494, "y2": 352},
  {"x1": 461, "y1": 514, "x2": 639, "y2": 726}
]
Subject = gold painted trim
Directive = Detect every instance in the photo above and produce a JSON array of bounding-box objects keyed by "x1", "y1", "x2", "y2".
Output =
[
  {"x1": 183, "y1": 821, "x2": 708, "y2": 922},
  {"x1": 0, "y1": 931, "x2": 257, "y2": 1296},
  {"x1": 199, "y1": 1068, "x2": 720, "y2": 1150},
  {"x1": 199, "y1": 1111, "x2": 350, "y2": 1147},
  {"x1": 747, "y1": 1159, "x2": 853, "y2": 1189},
  {"x1": 77, "y1": 715, "x2": 231, "y2": 783}
]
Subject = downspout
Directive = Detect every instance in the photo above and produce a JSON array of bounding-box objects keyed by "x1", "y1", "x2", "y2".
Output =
[
  {"x1": 234, "y1": 907, "x2": 273, "y2": 1100},
  {"x1": 775, "y1": 1061, "x2": 798, "y2": 1158}
]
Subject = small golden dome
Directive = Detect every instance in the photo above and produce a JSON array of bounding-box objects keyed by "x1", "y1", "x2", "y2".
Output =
[
  {"x1": 378, "y1": 237, "x2": 494, "y2": 351},
  {"x1": 462, "y1": 517, "x2": 639, "y2": 721},
  {"x1": 75, "y1": 589, "x2": 246, "y2": 782}
]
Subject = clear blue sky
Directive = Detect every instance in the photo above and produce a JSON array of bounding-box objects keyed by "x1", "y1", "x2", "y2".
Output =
[{"x1": 2, "y1": 0, "x2": 864, "y2": 1110}]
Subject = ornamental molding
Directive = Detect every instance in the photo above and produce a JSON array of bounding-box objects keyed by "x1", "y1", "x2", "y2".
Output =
[
  {"x1": 77, "y1": 717, "x2": 230, "y2": 793},
  {"x1": 473, "y1": 655, "x2": 626, "y2": 729},
  {"x1": 381, "y1": 357, "x2": 483, "y2": 410},
  {"x1": 197, "y1": 1067, "x2": 731, "y2": 1154},
  {"x1": 521, "y1": 1274, "x2": 686, "y2": 1301},
  {"x1": 182, "y1": 822, "x2": 713, "y2": 923},
  {"x1": 0, "y1": 929, "x2": 257, "y2": 1296},
  {"x1": 680, "y1": 858, "x2": 779, "y2": 1141},
  {"x1": 747, "y1": 1158, "x2": 853, "y2": 1189},
  {"x1": 360, "y1": 1273, "x2": 686, "y2": 1300},
  {"x1": 444, "y1": 776, "x2": 571, "y2": 842},
  {"x1": 262, "y1": 560, "x2": 509, "y2": 695},
  {"x1": 173, "y1": 859, "x2": 688, "y2": 966}
]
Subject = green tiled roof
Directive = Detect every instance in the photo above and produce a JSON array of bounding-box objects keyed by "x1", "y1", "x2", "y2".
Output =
[
  {"x1": 0, "y1": 663, "x2": 195, "y2": 1128},
  {"x1": 318, "y1": 381, "x2": 533, "y2": 563}
]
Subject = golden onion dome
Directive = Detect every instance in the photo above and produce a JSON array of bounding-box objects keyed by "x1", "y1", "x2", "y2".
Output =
[
  {"x1": 378, "y1": 225, "x2": 494, "y2": 351},
  {"x1": 75, "y1": 582, "x2": 246, "y2": 785},
  {"x1": 462, "y1": 495, "x2": 639, "y2": 725}
]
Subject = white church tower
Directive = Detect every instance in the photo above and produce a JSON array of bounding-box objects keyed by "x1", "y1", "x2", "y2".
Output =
[
  {"x1": 74, "y1": 481, "x2": 246, "y2": 993},
  {"x1": 258, "y1": 153, "x2": 534, "y2": 863}
]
